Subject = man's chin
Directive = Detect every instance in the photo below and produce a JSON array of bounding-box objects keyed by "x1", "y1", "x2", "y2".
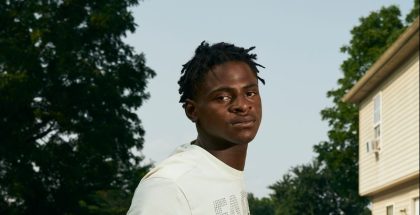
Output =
[{"x1": 231, "y1": 134, "x2": 258, "y2": 145}]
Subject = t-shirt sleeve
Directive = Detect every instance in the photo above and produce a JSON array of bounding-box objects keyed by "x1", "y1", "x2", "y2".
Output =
[{"x1": 127, "y1": 177, "x2": 191, "y2": 215}]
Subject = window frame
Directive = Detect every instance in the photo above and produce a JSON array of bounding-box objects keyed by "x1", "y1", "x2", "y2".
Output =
[
  {"x1": 414, "y1": 197, "x2": 419, "y2": 215},
  {"x1": 386, "y1": 204, "x2": 394, "y2": 215},
  {"x1": 372, "y1": 92, "x2": 382, "y2": 156},
  {"x1": 373, "y1": 92, "x2": 382, "y2": 127}
]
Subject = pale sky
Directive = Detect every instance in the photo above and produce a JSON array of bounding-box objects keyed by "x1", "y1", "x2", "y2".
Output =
[{"x1": 124, "y1": 0, "x2": 413, "y2": 198}]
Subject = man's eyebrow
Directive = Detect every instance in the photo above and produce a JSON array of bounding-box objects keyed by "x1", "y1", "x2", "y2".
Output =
[
  {"x1": 207, "y1": 87, "x2": 234, "y2": 96},
  {"x1": 207, "y1": 83, "x2": 259, "y2": 95}
]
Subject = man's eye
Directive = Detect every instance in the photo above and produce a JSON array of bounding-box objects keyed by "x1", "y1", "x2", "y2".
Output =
[
  {"x1": 217, "y1": 96, "x2": 231, "y2": 102},
  {"x1": 246, "y1": 91, "x2": 257, "y2": 97}
]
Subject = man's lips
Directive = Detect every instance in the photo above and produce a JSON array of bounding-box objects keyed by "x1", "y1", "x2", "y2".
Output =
[{"x1": 230, "y1": 118, "x2": 256, "y2": 127}]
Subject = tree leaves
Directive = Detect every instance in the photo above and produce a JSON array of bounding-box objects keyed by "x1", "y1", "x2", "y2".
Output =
[
  {"x1": 313, "y1": 6, "x2": 405, "y2": 213},
  {"x1": 0, "y1": 0, "x2": 154, "y2": 214},
  {"x1": 268, "y1": 3, "x2": 417, "y2": 214}
]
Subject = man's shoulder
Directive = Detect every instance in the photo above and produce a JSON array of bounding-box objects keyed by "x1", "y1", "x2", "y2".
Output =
[{"x1": 142, "y1": 145, "x2": 202, "y2": 182}]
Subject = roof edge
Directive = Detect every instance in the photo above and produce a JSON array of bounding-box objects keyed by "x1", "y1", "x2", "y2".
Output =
[{"x1": 342, "y1": 17, "x2": 419, "y2": 104}]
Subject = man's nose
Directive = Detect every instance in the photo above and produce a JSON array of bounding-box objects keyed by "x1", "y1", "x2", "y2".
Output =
[{"x1": 230, "y1": 95, "x2": 251, "y2": 114}]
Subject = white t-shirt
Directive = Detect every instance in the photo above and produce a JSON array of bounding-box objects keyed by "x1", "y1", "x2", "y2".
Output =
[{"x1": 127, "y1": 143, "x2": 250, "y2": 215}]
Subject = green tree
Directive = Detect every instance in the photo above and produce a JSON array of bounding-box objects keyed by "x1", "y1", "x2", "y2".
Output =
[
  {"x1": 271, "y1": 2, "x2": 417, "y2": 214},
  {"x1": 406, "y1": 0, "x2": 419, "y2": 23},
  {"x1": 314, "y1": 5, "x2": 405, "y2": 214},
  {"x1": 248, "y1": 193, "x2": 275, "y2": 215},
  {"x1": 270, "y1": 161, "x2": 341, "y2": 215},
  {"x1": 0, "y1": 0, "x2": 155, "y2": 214}
]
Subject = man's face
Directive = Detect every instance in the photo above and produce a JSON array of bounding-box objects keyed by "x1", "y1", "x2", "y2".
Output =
[{"x1": 187, "y1": 61, "x2": 262, "y2": 146}]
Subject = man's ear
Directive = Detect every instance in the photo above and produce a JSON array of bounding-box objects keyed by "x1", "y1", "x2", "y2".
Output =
[{"x1": 184, "y1": 99, "x2": 198, "y2": 123}]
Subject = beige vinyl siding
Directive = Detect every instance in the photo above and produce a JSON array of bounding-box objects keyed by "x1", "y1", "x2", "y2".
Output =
[
  {"x1": 359, "y1": 51, "x2": 419, "y2": 195},
  {"x1": 371, "y1": 179, "x2": 419, "y2": 215},
  {"x1": 359, "y1": 96, "x2": 376, "y2": 193}
]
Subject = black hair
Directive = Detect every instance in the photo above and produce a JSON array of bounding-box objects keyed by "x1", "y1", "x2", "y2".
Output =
[{"x1": 178, "y1": 41, "x2": 265, "y2": 105}]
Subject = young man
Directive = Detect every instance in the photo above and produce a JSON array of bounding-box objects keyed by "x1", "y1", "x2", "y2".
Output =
[{"x1": 127, "y1": 41, "x2": 265, "y2": 215}]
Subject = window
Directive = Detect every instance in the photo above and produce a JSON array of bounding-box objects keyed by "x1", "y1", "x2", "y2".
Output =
[
  {"x1": 373, "y1": 93, "x2": 382, "y2": 154},
  {"x1": 373, "y1": 94, "x2": 381, "y2": 125},
  {"x1": 386, "y1": 205, "x2": 393, "y2": 215}
]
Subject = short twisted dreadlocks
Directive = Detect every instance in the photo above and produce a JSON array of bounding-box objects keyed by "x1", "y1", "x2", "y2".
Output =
[{"x1": 178, "y1": 41, "x2": 265, "y2": 105}]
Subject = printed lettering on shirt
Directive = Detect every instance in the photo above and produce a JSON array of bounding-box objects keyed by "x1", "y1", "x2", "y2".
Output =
[
  {"x1": 230, "y1": 195, "x2": 241, "y2": 214},
  {"x1": 241, "y1": 191, "x2": 250, "y2": 215},
  {"x1": 213, "y1": 192, "x2": 249, "y2": 215},
  {"x1": 214, "y1": 198, "x2": 228, "y2": 215}
]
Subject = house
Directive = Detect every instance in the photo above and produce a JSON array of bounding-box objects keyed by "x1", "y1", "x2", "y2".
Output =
[{"x1": 342, "y1": 17, "x2": 419, "y2": 215}]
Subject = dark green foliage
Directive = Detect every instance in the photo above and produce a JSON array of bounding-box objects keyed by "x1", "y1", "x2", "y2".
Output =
[
  {"x1": 269, "y1": 161, "x2": 364, "y2": 215},
  {"x1": 406, "y1": 0, "x2": 419, "y2": 23},
  {"x1": 270, "y1": 4, "x2": 417, "y2": 214},
  {"x1": 313, "y1": 5, "x2": 405, "y2": 213},
  {"x1": 0, "y1": 0, "x2": 155, "y2": 214},
  {"x1": 248, "y1": 193, "x2": 275, "y2": 215}
]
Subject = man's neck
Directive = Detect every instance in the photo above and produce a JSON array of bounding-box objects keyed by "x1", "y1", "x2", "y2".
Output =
[{"x1": 194, "y1": 138, "x2": 248, "y2": 171}]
